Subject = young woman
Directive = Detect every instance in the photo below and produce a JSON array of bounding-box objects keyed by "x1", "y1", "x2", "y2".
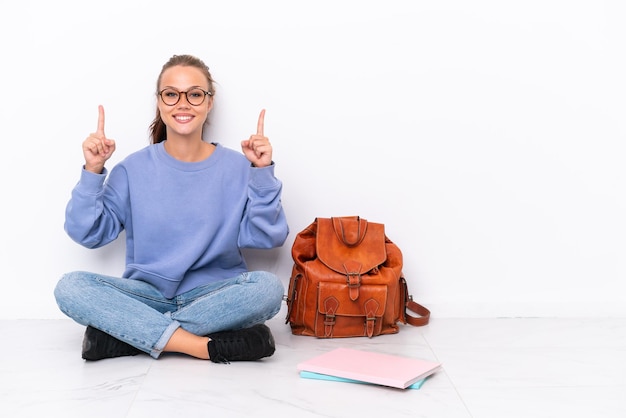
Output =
[{"x1": 54, "y1": 54, "x2": 289, "y2": 363}]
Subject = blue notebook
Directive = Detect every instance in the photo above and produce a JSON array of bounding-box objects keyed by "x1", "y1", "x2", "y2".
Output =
[{"x1": 299, "y1": 370, "x2": 427, "y2": 389}]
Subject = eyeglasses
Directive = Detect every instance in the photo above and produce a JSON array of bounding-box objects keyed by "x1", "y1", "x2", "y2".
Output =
[{"x1": 158, "y1": 88, "x2": 212, "y2": 106}]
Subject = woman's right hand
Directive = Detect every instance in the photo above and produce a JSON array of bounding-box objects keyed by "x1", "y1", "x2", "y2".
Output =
[{"x1": 82, "y1": 105, "x2": 116, "y2": 174}]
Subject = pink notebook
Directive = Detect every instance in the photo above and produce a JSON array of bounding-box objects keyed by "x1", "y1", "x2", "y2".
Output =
[{"x1": 297, "y1": 347, "x2": 441, "y2": 389}]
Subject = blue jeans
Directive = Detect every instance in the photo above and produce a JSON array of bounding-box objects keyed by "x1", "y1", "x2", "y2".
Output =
[{"x1": 54, "y1": 271, "x2": 284, "y2": 359}]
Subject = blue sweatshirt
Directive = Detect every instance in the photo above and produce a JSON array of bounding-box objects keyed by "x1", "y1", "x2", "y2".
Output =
[{"x1": 65, "y1": 142, "x2": 289, "y2": 298}]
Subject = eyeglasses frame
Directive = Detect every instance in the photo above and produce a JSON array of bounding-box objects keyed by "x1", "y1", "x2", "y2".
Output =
[{"x1": 158, "y1": 88, "x2": 212, "y2": 106}]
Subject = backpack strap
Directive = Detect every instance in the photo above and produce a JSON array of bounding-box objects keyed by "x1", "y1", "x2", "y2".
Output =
[{"x1": 400, "y1": 277, "x2": 430, "y2": 326}]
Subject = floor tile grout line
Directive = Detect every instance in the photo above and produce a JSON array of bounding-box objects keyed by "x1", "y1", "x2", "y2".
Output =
[{"x1": 423, "y1": 331, "x2": 475, "y2": 418}]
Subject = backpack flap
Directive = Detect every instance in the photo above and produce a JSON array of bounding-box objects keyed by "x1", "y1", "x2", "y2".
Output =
[{"x1": 316, "y1": 217, "x2": 387, "y2": 276}]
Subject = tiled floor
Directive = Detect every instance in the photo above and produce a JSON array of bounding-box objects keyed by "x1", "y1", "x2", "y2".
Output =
[{"x1": 2, "y1": 308, "x2": 625, "y2": 418}]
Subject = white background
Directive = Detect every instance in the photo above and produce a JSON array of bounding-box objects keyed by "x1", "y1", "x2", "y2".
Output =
[{"x1": 1, "y1": 0, "x2": 624, "y2": 319}]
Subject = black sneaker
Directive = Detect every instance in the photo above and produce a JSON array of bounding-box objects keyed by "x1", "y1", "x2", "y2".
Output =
[
  {"x1": 82, "y1": 326, "x2": 142, "y2": 361},
  {"x1": 207, "y1": 324, "x2": 275, "y2": 363}
]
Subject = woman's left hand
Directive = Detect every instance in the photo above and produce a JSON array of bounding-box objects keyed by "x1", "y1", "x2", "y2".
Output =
[{"x1": 241, "y1": 109, "x2": 272, "y2": 168}]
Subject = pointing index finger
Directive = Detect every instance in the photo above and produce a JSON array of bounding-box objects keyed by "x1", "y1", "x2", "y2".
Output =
[
  {"x1": 97, "y1": 105, "x2": 105, "y2": 136},
  {"x1": 256, "y1": 109, "x2": 265, "y2": 136}
]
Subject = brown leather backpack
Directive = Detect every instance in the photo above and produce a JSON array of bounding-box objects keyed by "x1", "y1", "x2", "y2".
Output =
[{"x1": 285, "y1": 216, "x2": 430, "y2": 338}]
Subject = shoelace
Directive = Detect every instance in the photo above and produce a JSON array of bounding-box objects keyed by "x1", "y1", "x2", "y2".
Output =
[{"x1": 210, "y1": 336, "x2": 248, "y2": 364}]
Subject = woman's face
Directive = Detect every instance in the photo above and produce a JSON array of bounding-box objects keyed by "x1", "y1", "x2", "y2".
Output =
[{"x1": 157, "y1": 65, "x2": 213, "y2": 139}]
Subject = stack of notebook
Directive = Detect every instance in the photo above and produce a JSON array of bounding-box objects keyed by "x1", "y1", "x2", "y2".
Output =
[{"x1": 297, "y1": 347, "x2": 442, "y2": 390}]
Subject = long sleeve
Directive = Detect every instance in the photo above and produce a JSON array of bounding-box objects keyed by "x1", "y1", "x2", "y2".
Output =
[
  {"x1": 238, "y1": 163, "x2": 289, "y2": 249},
  {"x1": 64, "y1": 167, "x2": 126, "y2": 249}
]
